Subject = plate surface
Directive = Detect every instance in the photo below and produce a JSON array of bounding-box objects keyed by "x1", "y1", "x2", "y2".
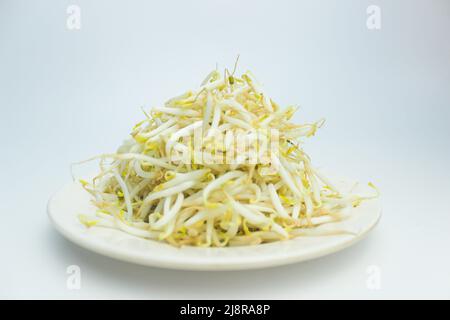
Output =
[{"x1": 47, "y1": 175, "x2": 381, "y2": 271}]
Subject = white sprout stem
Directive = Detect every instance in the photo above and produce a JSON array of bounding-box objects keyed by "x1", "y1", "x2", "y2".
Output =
[
  {"x1": 223, "y1": 210, "x2": 240, "y2": 238},
  {"x1": 267, "y1": 183, "x2": 290, "y2": 218},
  {"x1": 226, "y1": 195, "x2": 270, "y2": 226},
  {"x1": 140, "y1": 118, "x2": 177, "y2": 138},
  {"x1": 162, "y1": 169, "x2": 209, "y2": 189},
  {"x1": 133, "y1": 160, "x2": 155, "y2": 179},
  {"x1": 219, "y1": 99, "x2": 254, "y2": 122},
  {"x1": 152, "y1": 106, "x2": 200, "y2": 117},
  {"x1": 246, "y1": 204, "x2": 276, "y2": 214},
  {"x1": 206, "y1": 104, "x2": 221, "y2": 138},
  {"x1": 272, "y1": 154, "x2": 301, "y2": 197},
  {"x1": 148, "y1": 125, "x2": 179, "y2": 142},
  {"x1": 203, "y1": 171, "x2": 245, "y2": 205},
  {"x1": 223, "y1": 115, "x2": 254, "y2": 131},
  {"x1": 201, "y1": 70, "x2": 219, "y2": 86},
  {"x1": 271, "y1": 222, "x2": 289, "y2": 238},
  {"x1": 201, "y1": 78, "x2": 224, "y2": 91},
  {"x1": 304, "y1": 192, "x2": 314, "y2": 221},
  {"x1": 166, "y1": 120, "x2": 203, "y2": 155},
  {"x1": 202, "y1": 91, "x2": 214, "y2": 133},
  {"x1": 164, "y1": 91, "x2": 192, "y2": 106},
  {"x1": 139, "y1": 181, "x2": 196, "y2": 218},
  {"x1": 129, "y1": 178, "x2": 152, "y2": 200},
  {"x1": 113, "y1": 170, "x2": 133, "y2": 220},
  {"x1": 262, "y1": 95, "x2": 273, "y2": 112},
  {"x1": 184, "y1": 207, "x2": 225, "y2": 227},
  {"x1": 115, "y1": 217, "x2": 160, "y2": 239},
  {"x1": 307, "y1": 169, "x2": 322, "y2": 205},
  {"x1": 153, "y1": 193, "x2": 184, "y2": 229},
  {"x1": 205, "y1": 217, "x2": 214, "y2": 246},
  {"x1": 292, "y1": 204, "x2": 301, "y2": 219}
]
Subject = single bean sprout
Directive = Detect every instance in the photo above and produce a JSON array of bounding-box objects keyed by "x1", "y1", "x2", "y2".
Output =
[{"x1": 76, "y1": 64, "x2": 378, "y2": 247}]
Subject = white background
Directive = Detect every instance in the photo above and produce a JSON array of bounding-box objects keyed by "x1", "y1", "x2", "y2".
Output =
[{"x1": 1, "y1": 0, "x2": 449, "y2": 299}]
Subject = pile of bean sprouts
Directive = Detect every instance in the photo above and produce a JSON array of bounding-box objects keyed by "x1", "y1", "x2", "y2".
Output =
[{"x1": 77, "y1": 66, "x2": 377, "y2": 247}]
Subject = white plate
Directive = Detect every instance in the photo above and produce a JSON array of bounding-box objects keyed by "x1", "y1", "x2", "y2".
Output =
[{"x1": 47, "y1": 175, "x2": 381, "y2": 271}]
